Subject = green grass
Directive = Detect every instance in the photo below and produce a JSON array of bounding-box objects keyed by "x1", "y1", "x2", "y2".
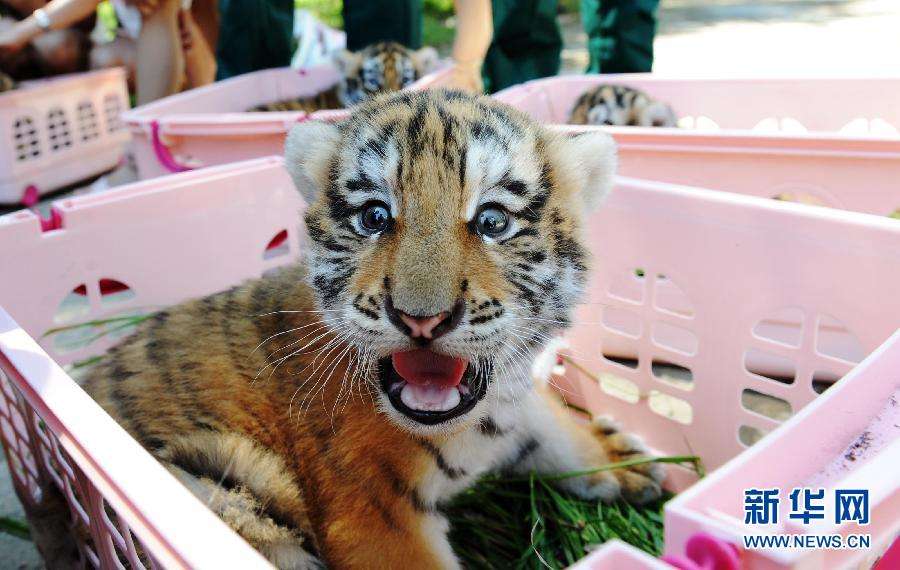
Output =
[
  {"x1": 294, "y1": 0, "x2": 456, "y2": 49},
  {"x1": 447, "y1": 454, "x2": 701, "y2": 569},
  {"x1": 423, "y1": 14, "x2": 455, "y2": 49},
  {"x1": 42, "y1": 314, "x2": 154, "y2": 353},
  {"x1": 296, "y1": 0, "x2": 343, "y2": 28},
  {"x1": 0, "y1": 516, "x2": 30, "y2": 541}
]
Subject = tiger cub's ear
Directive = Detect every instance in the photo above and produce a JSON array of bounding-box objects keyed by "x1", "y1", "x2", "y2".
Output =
[
  {"x1": 563, "y1": 131, "x2": 618, "y2": 212},
  {"x1": 284, "y1": 121, "x2": 341, "y2": 204},
  {"x1": 412, "y1": 46, "x2": 440, "y2": 75},
  {"x1": 331, "y1": 49, "x2": 362, "y2": 76}
]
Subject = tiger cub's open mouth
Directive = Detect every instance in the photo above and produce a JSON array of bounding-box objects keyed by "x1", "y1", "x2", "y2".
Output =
[{"x1": 379, "y1": 349, "x2": 487, "y2": 424}]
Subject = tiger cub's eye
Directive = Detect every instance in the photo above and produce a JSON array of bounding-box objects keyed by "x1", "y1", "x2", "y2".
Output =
[
  {"x1": 359, "y1": 202, "x2": 391, "y2": 234},
  {"x1": 474, "y1": 205, "x2": 510, "y2": 237}
]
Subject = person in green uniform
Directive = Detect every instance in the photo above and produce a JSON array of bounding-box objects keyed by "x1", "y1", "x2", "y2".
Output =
[
  {"x1": 486, "y1": 0, "x2": 659, "y2": 92},
  {"x1": 341, "y1": 0, "x2": 658, "y2": 93},
  {"x1": 580, "y1": 0, "x2": 658, "y2": 75},
  {"x1": 215, "y1": 0, "x2": 294, "y2": 80},
  {"x1": 343, "y1": 0, "x2": 423, "y2": 51},
  {"x1": 230, "y1": 0, "x2": 658, "y2": 93}
]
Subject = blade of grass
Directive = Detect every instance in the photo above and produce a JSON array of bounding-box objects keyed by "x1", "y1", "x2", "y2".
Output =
[
  {"x1": 0, "y1": 516, "x2": 31, "y2": 541},
  {"x1": 492, "y1": 454, "x2": 703, "y2": 483},
  {"x1": 42, "y1": 313, "x2": 153, "y2": 337}
]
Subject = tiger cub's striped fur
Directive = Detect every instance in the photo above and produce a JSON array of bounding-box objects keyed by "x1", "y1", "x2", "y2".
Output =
[
  {"x1": 0, "y1": 71, "x2": 15, "y2": 93},
  {"x1": 250, "y1": 42, "x2": 438, "y2": 113},
  {"x1": 569, "y1": 84, "x2": 677, "y2": 127},
  {"x1": 80, "y1": 90, "x2": 665, "y2": 569}
]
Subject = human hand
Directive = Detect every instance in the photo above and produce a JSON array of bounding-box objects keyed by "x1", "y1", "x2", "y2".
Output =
[
  {"x1": 177, "y1": 9, "x2": 193, "y2": 51},
  {"x1": 125, "y1": 0, "x2": 160, "y2": 18},
  {"x1": 447, "y1": 59, "x2": 483, "y2": 94},
  {"x1": 0, "y1": 18, "x2": 32, "y2": 54}
]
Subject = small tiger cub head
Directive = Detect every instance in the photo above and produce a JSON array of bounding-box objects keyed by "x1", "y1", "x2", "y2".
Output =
[
  {"x1": 569, "y1": 84, "x2": 677, "y2": 128},
  {"x1": 0, "y1": 71, "x2": 15, "y2": 93},
  {"x1": 285, "y1": 90, "x2": 616, "y2": 434},
  {"x1": 332, "y1": 41, "x2": 439, "y2": 107}
]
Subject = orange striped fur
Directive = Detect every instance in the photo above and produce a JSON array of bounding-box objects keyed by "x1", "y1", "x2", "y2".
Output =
[
  {"x1": 250, "y1": 42, "x2": 438, "y2": 113},
  {"x1": 77, "y1": 91, "x2": 665, "y2": 569}
]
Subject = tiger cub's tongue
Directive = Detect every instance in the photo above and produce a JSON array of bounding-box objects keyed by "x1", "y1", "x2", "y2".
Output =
[{"x1": 391, "y1": 349, "x2": 468, "y2": 388}]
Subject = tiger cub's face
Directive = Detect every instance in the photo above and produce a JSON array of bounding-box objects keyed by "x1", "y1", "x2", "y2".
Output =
[
  {"x1": 0, "y1": 71, "x2": 15, "y2": 93},
  {"x1": 286, "y1": 90, "x2": 616, "y2": 435},
  {"x1": 569, "y1": 84, "x2": 677, "y2": 128},
  {"x1": 333, "y1": 42, "x2": 439, "y2": 107}
]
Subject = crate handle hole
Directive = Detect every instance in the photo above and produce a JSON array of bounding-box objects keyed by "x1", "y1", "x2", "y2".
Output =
[
  {"x1": 98, "y1": 279, "x2": 135, "y2": 304},
  {"x1": 263, "y1": 229, "x2": 290, "y2": 259},
  {"x1": 54, "y1": 285, "x2": 91, "y2": 324}
]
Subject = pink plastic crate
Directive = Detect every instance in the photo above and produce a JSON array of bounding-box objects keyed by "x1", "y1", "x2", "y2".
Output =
[
  {"x1": 663, "y1": 331, "x2": 900, "y2": 570},
  {"x1": 0, "y1": 157, "x2": 898, "y2": 568},
  {"x1": 123, "y1": 65, "x2": 454, "y2": 180},
  {"x1": 494, "y1": 75, "x2": 900, "y2": 217},
  {"x1": 0, "y1": 68, "x2": 130, "y2": 205}
]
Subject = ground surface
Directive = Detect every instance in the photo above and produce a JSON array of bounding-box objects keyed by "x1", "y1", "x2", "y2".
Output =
[{"x1": 3, "y1": 1, "x2": 900, "y2": 567}]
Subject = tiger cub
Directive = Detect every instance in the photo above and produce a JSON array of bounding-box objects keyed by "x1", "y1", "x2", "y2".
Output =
[
  {"x1": 569, "y1": 83, "x2": 677, "y2": 127},
  {"x1": 78, "y1": 90, "x2": 664, "y2": 569},
  {"x1": 250, "y1": 41, "x2": 439, "y2": 112},
  {"x1": 0, "y1": 71, "x2": 15, "y2": 93}
]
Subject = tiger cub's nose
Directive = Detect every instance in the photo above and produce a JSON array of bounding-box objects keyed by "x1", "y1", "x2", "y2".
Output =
[{"x1": 386, "y1": 297, "x2": 465, "y2": 342}]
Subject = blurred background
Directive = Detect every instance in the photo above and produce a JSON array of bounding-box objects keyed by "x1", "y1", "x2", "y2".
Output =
[{"x1": 294, "y1": 0, "x2": 900, "y2": 75}]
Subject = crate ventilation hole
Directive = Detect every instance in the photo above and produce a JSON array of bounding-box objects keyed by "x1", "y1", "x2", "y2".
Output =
[
  {"x1": 597, "y1": 268, "x2": 697, "y2": 424},
  {"x1": 753, "y1": 117, "x2": 807, "y2": 133},
  {"x1": 264, "y1": 229, "x2": 290, "y2": 259},
  {"x1": 77, "y1": 101, "x2": 100, "y2": 141},
  {"x1": 13, "y1": 116, "x2": 40, "y2": 161},
  {"x1": 47, "y1": 107, "x2": 73, "y2": 152},
  {"x1": 840, "y1": 118, "x2": 898, "y2": 136},
  {"x1": 103, "y1": 94, "x2": 124, "y2": 132},
  {"x1": 677, "y1": 116, "x2": 719, "y2": 130},
  {"x1": 51, "y1": 279, "x2": 137, "y2": 352},
  {"x1": 742, "y1": 309, "x2": 864, "y2": 446}
]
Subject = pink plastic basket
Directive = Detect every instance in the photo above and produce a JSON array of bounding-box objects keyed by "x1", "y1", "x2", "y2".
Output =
[
  {"x1": 123, "y1": 65, "x2": 454, "y2": 180},
  {"x1": 494, "y1": 75, "x2": 900, "y2": 217},
  {"x1": 0, "y1": 157, "x2": 898, "y2": 568},
  {"x1": 0, "y1": 68, "x2": 130, "y2": 205}
]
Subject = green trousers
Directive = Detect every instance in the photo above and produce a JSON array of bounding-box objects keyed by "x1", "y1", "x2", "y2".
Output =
[
  {"x1": 483, "y1": 0, "x2": 562, "y2": 93},
  {"x1": 580, "y1": 0, "x2": 659, "y2": 75},
  {"x1": 343, "y1": 0, "x2": 423, "y2": 50},
  {"x1": 487, "y1": 0, "x2": 659, "y2": 91},
  {"x1": 215, "y1": 0, "x2": 294, "y2": 80}
]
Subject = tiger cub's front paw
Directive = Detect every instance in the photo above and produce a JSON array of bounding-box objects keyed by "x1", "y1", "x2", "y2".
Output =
[{"x1": 590, "y1": 416, "x2": 666, "y2": 505}]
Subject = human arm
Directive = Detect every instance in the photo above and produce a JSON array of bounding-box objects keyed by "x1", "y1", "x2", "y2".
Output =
[
  {"x1": 0, "y1": 0, "x2": 99, "y2": 52},
  {"x1": 449, "y1": 0, "x2": 492, "y2": 93}
]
